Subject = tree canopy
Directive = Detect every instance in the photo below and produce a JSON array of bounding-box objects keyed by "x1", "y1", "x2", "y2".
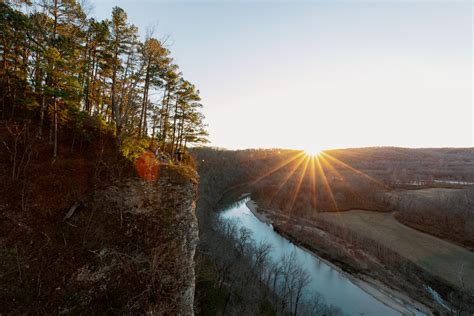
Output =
[{"x1": 1, "y1": 0, "x2": 208, "y2": 160}]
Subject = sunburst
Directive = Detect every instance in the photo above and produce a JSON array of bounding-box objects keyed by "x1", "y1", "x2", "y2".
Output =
[
  {"x1": 249, "y1": 146, "x2": 381, "y2": 214},
  {"x1": 303, "y1": 146, "x2": 324, "y2": 157}
]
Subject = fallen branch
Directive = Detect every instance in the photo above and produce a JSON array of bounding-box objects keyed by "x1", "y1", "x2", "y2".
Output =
[{"x1": 63, "y1": 202, "x2": 80, "y2": 221}]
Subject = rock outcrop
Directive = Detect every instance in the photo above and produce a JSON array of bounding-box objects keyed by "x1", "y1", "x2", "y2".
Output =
[
  {"x1": 88, "y1": 165, "x2": 199, "y2": 315},
  {"x1": 0, "y1": 165, "x2": 199, "y2": 315}
]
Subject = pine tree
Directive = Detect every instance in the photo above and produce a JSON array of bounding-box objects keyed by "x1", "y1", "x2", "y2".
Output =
[
  {"x1": 109, "y1": 6, "x2": 138, "y2": 146},
  {"x1": 1, "y1": 1, "x2": 209, "y2": 159}
]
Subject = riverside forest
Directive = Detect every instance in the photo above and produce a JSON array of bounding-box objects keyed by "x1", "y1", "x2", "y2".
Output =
[{"x1": 1, "y1": 1, "x2": 473, "y2": 316}]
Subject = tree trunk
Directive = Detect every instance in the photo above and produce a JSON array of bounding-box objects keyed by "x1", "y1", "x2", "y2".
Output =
[
  {"x1": 37, "y1": 94, "x2": 47, "y2": 137},
  {"x1": 53, "y1": 97, "x2": 58, "y2": 158},
  {"x1": 139, "y1": 57, "x2": 151, "y2": 137},
  {"x1": 111, "y1": 44, "x2": 121, "y2": 146},
  {"x1": 161, "y1": 88, "x2": 171, "y2": 151},
  {"x1": 170, "y1": 96, "x2": 179, "y2": 158},
  {"x1": 1, "y1": 36, "x2": 9, "y2": 119},
  {"x1": 177, "y1": 114, "x2": 185, "y2": 152}
]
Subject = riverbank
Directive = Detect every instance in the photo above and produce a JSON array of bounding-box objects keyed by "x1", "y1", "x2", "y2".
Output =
[
  {"x1": 246, "y1": 200, "x2": 272, "y2": 224},
  {"x1": 245, "y1": 199, "x2": 435, "y2": 315}
]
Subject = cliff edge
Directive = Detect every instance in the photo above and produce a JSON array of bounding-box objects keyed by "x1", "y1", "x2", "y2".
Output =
[{"x1": 1, "y1": 161, "x2": 198, "y2": 314}]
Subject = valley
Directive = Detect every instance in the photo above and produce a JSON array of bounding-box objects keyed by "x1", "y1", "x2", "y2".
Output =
[{"x1": 193, "y1": 147, "x2": 474, "y2": 314}]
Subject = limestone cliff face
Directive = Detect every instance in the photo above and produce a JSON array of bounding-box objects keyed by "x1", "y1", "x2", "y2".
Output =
[
  {"x1": 0, "y1": 165, "x2": 198, "y2": 314},
  {"x1": 88, "y1": 166, "x2": 199, "y2": 315}
]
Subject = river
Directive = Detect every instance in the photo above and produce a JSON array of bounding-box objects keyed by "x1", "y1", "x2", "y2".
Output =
[{"x1": 219, "y1": 196, "x2": 425, "y2": 315}]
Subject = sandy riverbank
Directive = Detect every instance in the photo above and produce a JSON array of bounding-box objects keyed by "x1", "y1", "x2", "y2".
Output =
[
  {"x1": 245, "y1": 199, "x2": 433, "y2": 315},
  {"x1": 245, "y1": 200, "x2": 273, "y2": 224}
]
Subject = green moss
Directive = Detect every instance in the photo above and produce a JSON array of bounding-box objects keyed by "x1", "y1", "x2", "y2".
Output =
[
  {"x1": 162, "y1": 164, "x2": 198, "y2": 185},
  {"x1": 121, "y1": 137, "x2": 150, "y2": 161}
]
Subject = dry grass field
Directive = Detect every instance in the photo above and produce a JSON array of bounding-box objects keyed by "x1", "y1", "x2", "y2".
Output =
[
  {"x1": 318, "y1": 209, "x2": 474, "y2": 290},
  {"x1": 393, "y1": 187, "x2": 465, "y2": 199}
]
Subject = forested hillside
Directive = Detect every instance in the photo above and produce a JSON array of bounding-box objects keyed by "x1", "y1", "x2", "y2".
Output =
[{"x1": 1, "y1": 0, "x2": 208, "y2": 160}]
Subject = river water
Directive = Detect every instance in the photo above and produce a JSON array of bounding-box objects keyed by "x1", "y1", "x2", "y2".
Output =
[{"x1": 219, "y1": 196, "x2": 423, "y2": 315}]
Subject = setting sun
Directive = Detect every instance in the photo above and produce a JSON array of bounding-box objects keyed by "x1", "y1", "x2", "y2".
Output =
[{"x1": 303, "y1": 147, "x2": 324, "y2": 157}]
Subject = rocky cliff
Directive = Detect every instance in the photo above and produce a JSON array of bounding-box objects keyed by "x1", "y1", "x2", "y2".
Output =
[{"x1": 1, "y1": 165, "x2": 199, "y2": 315}]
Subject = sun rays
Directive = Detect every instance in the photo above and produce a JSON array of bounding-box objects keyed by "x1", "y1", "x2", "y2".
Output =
[
  {"x1": 251, "y1": 148, "x2": 382, "y2": 213},
  {"x1": 303, "y1": 146, "x2": 324, "y2": 158}
]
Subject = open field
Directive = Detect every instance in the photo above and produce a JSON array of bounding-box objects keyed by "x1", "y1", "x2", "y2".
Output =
[
  {"x1": 390, "y1": 187, "x2": 474, "y2": 249},
  {"x1": 317, "y1": 209, "x2": 474, "y2": 290},
  {"x1": 392, "y1": 187, "x2": 464, "y2": 198}
]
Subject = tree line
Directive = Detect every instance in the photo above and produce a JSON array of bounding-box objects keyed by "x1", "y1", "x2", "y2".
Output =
[{"x1": 1, "y1": 0, "x2": 208, "y2": 159}]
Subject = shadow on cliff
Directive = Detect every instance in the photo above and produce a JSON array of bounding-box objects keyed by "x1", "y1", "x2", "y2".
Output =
[{"x1": 0, "y1": 120, "x2": 199, "y2": 314}]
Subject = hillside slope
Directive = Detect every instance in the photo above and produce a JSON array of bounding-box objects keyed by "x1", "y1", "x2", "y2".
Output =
[{"x1": 0, "y1": 123, "x2": 199, "y2": 314}]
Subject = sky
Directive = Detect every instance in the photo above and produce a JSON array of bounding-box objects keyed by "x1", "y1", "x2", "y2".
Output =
[{"x1": 92, "y1": 0, "x2": 473, "y2": 150}]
